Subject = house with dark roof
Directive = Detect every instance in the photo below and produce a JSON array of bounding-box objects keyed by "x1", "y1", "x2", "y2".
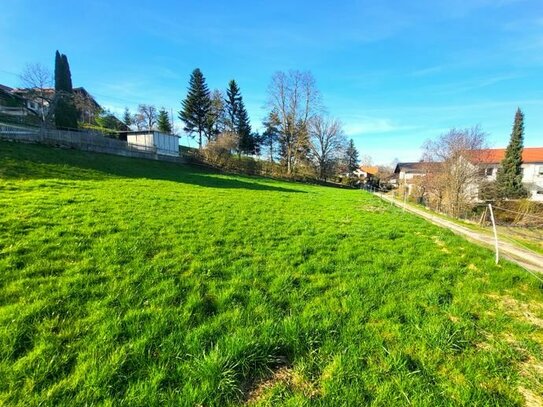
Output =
[
  {"x1": 1, "y1": 84, "x2": 101, "y2": 123},
  {"x1": 0, "y1": 84, "x2": 29, "y2": 117}
]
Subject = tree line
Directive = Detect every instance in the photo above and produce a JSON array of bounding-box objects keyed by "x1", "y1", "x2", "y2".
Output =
[
  {"x1": 178, "y1": 68, "x2": 359, "y2": 180},
  {"x1": 20, "y1": 53, "x2": 361, "y2": 180}
]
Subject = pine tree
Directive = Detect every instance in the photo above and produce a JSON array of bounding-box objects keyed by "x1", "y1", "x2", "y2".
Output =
[
  {"x1": 237, "y1": 101, "x2": 254, "y2": 155},
  {"x1": 179, "y1": 68, "x2": 212, "y2": 148},
  {"x1": 225, "y1": 80, "x2": 241, "y2": 132},
  {"x1": 262, "y1": 110, "x2": 280, "y2": 163},
  {"x1": 123, "y1": 107, "x2": 132, "y2": 128},
  {"x1": 224, "y1": 80, "x2": 254, "y2": 155},
  {"x1": 157, "y1": 108, "x2": 173, "y2": 133},
  {"x1": 345, "y1": 139, "x2": 359, "y2": 172},
  {"x1": 53, "y1": 50, "x2": 78, "y2": 129},
  {"x1": 496, "y1": 108, "x2": 528, "y2": 199}
]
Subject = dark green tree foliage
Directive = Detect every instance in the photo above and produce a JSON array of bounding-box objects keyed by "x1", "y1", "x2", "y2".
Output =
[
  {"x1": 262, "y1": 109, "x2": 280, "y2": 162},
  {"x1": 225, "y1": 80, "x2": 241, "y2": 132},
  {"x1": 95, "y1": 109, "x2": 128, "y2": 133},
  {"x1": 237, "y1": 101, "x2": 254, "y2": 154},
  {"x1": 496, "y1": 108, "x2": 528, "y2": 199},
  {"x1": 54, "y1": 50, "x2": 78, "y2": 129},
  {"x1": 224, "y1": 80, "x2": 255, "y2": 155},
  {"x1": 345, "y1": 139, "x2": 359, "y2": 172},
  {"x1": 157, "y1": 108, "x2": 173, "y2": 133},
  {"x1": 179, "y1": 68, "x2": 212, "y2": 148},
  {"x1": 123, "y1": 107, "x2": 132, "y2": 127}
]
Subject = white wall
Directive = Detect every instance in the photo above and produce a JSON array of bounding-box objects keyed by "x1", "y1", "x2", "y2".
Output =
[
  {"x1": 482, "y1": 162, "x2": 543, "y2": 201},
  {"x1": 154, "y1": 132, "x2": 179, "y2": 156},
  {"x1": 127, "y1": 133, "x2": 154, "y2": 152}
]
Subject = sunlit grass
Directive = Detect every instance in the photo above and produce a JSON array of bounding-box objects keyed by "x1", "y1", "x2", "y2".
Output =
[{"x1": 1, "y1": 142, "x2": 542, "y2": 406}]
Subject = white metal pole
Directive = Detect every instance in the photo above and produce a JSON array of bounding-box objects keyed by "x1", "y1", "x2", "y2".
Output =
[
  {"x1": 488, "y1": 203, "x2": 499, "y2": 265},
  {"x1": 403, "y1": 185, "x2": 407, "y2": 212}
]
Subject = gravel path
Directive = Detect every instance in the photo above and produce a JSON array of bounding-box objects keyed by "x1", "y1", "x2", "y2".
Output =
[{"x1": 378, "y1": 194, "x2": 543, "y2": 274}]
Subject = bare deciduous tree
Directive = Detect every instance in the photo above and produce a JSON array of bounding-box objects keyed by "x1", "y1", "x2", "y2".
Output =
[
  {"x1": 266, "y1": 70, "x2": 321, "y2": 175},
  {"x1": 308, "y1": 115, "x2": 346, "y2": 180},
  {"x1": 19, "y1": 63, "x2": 53, "y2": 121},
  {"x1": 135, "y1": 104, "x2": 157, "y2": 130},
  {"x1": 422, "y1": 126, "x2": 488, "y2": 217}
]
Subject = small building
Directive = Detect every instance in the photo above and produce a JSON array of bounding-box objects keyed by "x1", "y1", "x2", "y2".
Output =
[{"x1": 126, "y1": 130, "x2": 180, "y2": 157}]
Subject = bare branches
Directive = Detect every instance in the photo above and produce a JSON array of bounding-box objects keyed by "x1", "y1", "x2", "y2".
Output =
[
  {"x1": 308, "y1": 115, "x2": 345, "y2": 180},
  {"x1": 267, "y1": 70, "x2": 322, "y2": 174},
  {"x1": 421, "y1": 126, "x2": 488, "y2": 216},
  {"x1": 135, "y1": 104, "x2": 158, "y2": 130},
  {"x1": 19, "y1": 63, "x2": 53, "y2": 121}
]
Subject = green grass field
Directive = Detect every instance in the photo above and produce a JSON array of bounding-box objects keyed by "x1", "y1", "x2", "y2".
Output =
[{"x1": 1, "y1": 142, "x2": 542, "y2": 406}]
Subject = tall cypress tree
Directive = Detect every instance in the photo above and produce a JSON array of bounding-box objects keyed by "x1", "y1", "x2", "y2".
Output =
[
  {"x1": 54, "y1": 51, "x2": 63, "y2": 91},
  {"x1": 179, "y1": 68, "x2": 212, "y2": 149},
  {"x1": 157, "y1": 108, "x2": 173, "y2": 133},
  {"x1": 61, "y1": 54, "x2": 73, "y2": 92},
  {"x1": 53, "y1": 50, "x2": 78, "y2": 129},
  {"x1": 496, "y1": 108, "x2": 527, "y2": 199}
]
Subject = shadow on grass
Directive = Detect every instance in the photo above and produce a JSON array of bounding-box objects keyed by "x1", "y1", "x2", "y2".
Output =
[{"x1": 0, "y1": 142, "x2": 305, "y2": 193}]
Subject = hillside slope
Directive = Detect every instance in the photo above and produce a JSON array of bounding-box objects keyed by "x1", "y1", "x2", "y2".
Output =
[{"x1": 1, "y1": 142, "x2": 542, "y2": 406}]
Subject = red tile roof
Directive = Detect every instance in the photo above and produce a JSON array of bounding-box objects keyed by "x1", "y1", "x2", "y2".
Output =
[
  {"x1": 470, "y1": 148, "x2": 543, "y2": 164},
  {"x1": 360, "y1": 166, "x2": 379, "y2": 175}
]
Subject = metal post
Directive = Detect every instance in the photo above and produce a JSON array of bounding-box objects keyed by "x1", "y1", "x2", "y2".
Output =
[
  {"x1": 403, "y1": 185, "x2": 407, "y2": 212},
  {"x1": 488, "y1": 203, "x2": 499, "y2": 265}
]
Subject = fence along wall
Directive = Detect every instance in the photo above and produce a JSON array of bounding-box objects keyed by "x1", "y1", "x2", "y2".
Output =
[{"x1": 0, "y1": 123, "x2": 185, "y2": 163}]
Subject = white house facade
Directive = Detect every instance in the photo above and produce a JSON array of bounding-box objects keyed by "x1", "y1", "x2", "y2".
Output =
[{"x1": 477, "y1": 148, "x2": 543, "y2": 201}]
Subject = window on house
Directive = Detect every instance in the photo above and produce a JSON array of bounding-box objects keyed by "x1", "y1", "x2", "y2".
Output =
[
  {"x1": 479, "y1": 167, "x2": 493, "y2": 176},
  {"x1": 539, "y1": 166, "x2": 543, "y2": 175}
]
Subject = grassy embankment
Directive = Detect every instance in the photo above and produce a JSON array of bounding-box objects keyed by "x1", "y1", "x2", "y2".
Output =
[{"x1": 1, "y1": 141, "x2": 542, "y2": 406}]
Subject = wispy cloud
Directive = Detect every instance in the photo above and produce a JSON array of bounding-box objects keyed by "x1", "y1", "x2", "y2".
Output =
[
  {"x1": 410, "y1": 65, "x2": 446, "y2": 77},
  {"x1": 343, "y1": 117, "x2": 419, "y2": 136}
]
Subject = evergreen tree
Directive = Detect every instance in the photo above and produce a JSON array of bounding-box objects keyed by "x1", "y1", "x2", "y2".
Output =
[
  {"x1": 262, "y1": 109, "x2": 280, "y2": 162},
  {"x1": 123, "y1": 107, "x2": 132, "y2": 128},
  {"x1": 225, "y1": 80, "x2": 241, "y2": 132},
  {"x1": 61, "y1": 54, "x2": 73, "y2": 92},
  {"x1": 157, "y1": 108, "x2": 173, "y2": 133},
  {"x1": 54, "y1": 51, "x2": 63, "y2": 91},
  {"x1": 496, "y1": 108, "x2": 528, "y2": 199},
  {"x1": 345, "y1": 139, "x2": 359, "y2": 172},
  {"x1": 53, "y1": 50, "x2": 78, "y2": 129},
  {"x1": 224, "y1": 80, "x2": 254, "y2": 155},
  {"x1": 237, "y1": 101, "x2": 254, "y2": 155},
  {"x1": 179, "y1": 68, "x2": 212, "y2": 148}
]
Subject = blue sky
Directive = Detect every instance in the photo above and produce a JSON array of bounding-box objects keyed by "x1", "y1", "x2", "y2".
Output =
[{"x1": 1, "y1": 0, "x2": 542, "y2": 164}]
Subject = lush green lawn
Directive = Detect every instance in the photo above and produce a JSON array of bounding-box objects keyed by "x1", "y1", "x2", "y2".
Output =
[{"x1": 1, "y1": 141, "x2": 542, "y2": 406}]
